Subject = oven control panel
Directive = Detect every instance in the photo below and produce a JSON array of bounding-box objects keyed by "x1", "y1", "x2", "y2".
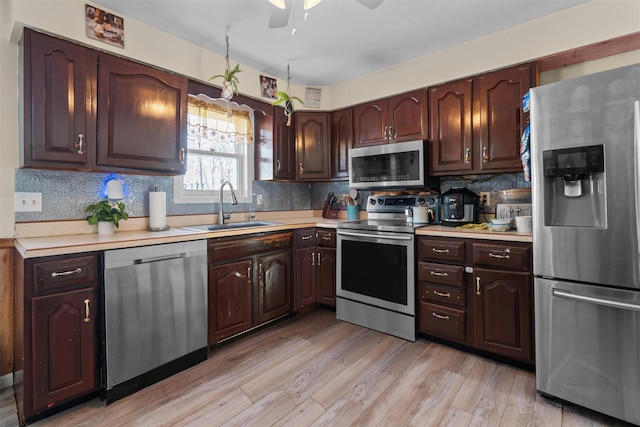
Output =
[{"x1": 368, "y1": 195, "x2": 439, "y2": 213}]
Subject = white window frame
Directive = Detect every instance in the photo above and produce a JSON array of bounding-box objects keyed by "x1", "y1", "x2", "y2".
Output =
[{"x1": 173, "y1": 95, "x2": 254, "y2": 204}]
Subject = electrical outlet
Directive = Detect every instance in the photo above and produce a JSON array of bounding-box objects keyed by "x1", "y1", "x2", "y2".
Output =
[
  {"x1": 256, "y1": 194, "x2": 263, "y2": 206},
  {"x1": 15, "y1": 192, "x2": 43, "y2": 212},
  {"x1": 479, "y1": 192, "x2": 491, "y2": 208}
]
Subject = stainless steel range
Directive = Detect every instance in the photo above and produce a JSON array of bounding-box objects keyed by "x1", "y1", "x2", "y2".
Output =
[{"x1": 336, "y1": 194, "x2": 438, "y2": 341}]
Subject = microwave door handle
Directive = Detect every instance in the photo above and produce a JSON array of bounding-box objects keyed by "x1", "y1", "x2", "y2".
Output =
[{"x1": 635, "y1": 100, "x2": 640, "y2": 256}]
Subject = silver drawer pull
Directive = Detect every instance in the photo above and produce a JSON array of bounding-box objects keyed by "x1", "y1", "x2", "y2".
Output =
[
  {"x1": 432, "y1": 312, "x2": 450, "y2": 320},
  {"x1": 322, "y1": 235, "x2": 332, "y2": 240},
  {"x1": 301, "y1": 235, "x2": 313, "y2": 240},
  {"x1": 430, "y1": 271, "x2": 448, "y2": 277},
  {"x1": 433, "y1": 290, "x2": 451, "y2": 298},
  {"x1": 489, "y1": 252, "x2": 510, "y2": 259},
  {"x1": 432, "y1": 248, "x2": 450, "y2": 254},
  {"x1": 51, "y1": 267, "x2": 82, "y2": 278}
]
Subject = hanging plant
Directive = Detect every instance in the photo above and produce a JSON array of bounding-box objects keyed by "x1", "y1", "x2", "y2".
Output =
[
  {"x1": 272, "y1": 64, "x2": 304, "y2": 126},
  {"x1": 208, "y1": 31, "x2": 241, "y2": 116}
]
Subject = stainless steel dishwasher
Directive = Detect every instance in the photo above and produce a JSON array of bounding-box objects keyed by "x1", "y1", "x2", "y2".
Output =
[{"x1": 102, "y1": 240, "x2": 208, "y2": 403}]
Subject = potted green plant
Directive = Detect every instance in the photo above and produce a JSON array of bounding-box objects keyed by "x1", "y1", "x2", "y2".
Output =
[
  {"x1": 209, "y1": 63, "x2": 242, "y2": 100},
  {"x1": 85, "y1": 200, "x2": 129, "y2": 234},
  {"x1": 273, "y1": 91, "x2": 304, "y2": 126}
]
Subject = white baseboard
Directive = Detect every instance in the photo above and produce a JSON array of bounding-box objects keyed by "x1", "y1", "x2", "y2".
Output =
[{"x1": 0, "y1": 373, "x2": 13, "y2": 390}]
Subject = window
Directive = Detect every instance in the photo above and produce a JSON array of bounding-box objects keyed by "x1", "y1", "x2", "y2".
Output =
[{"x1": 174, "y1": 94, "x2": 254, "y2": 204}]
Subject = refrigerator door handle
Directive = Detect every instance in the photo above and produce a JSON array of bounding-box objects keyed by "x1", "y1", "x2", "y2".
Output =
[
  {"x1": 635, "y1": 100, "x2": 640, "y2": 256},
  {"x1": 553, "y1": 289, "x2": 640, "y2": 312}
]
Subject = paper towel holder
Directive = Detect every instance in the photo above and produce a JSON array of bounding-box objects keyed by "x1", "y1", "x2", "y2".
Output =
[{"x1": 147, "y1": 186, "x2": 170, "y2": 232}]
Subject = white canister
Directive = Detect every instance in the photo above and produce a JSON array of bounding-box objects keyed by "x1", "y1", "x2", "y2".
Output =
[
  {"x1": 515, "y1": 215, "x2": 532, "y2": 233},
  {"x1": 413, "y1": 207, "x2": 429, "y2": 224}
]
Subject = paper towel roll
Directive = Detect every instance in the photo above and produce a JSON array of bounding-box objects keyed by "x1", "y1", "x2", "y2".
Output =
[{"x1": 149, "y1": 191, "x2": 166, "y2": 229}]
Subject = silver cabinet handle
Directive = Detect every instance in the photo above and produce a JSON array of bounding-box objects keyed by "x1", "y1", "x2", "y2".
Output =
[
  {"x1": 432, "y1": 248, "x2": 450, "y2": 254},
  {"x1": 482, "y1": 146, "x2": 489, "y2": 162},
  {"x1": 51, "y1": 267, "x2": 82, "y2": 278},
  {"x1": 317, "y1": 252, "x2": 321, "y2": 266},
  {"x1": 276, "y1": 159, "x2": 281, "y2": 172},
  {"x1": 430, "y1": 271, "x2": 448, "y2": 277},
  {"x1": 489, "y1": 252, "x2": 510, "y2": 259},
  {"x1": 432, "y1": 312, "x2": 450, "y2": 320},
  {"x1": 301, "y1": 234, "x2": 313, "y2": 240},
  {"x1": 84, "y1": 299, "x2": 90, "y2": 323},
  {"x1": 553, "y1": 289, "x2": 640, "y2": 312},
  {"x1": 322, "y1": 235, "x2": 332, "y2": 240},
  {"x1": 179, "y1": 147, "x2": 186, "y2": 165},
  {"x1": 299, "y1": 162, "x2": 304, "y2": 174},
  {"x1": 76, "y1": 134, "x2": 84, "y2": 154},
  {"x1": 476, "y1": 277, "x2": 481, "y2": 295},
  {"x1": 464, "y1": 147, "x2": 471, "y2": 164},
  {"x1": 312, "y1": 253, "x2": 315, "y2": 266}
]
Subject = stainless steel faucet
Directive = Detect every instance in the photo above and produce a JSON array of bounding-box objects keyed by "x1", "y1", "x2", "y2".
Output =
[
  {"x1": 248, "y1": 193, "x2": 257, "y2": 222},
  {"x1": 218, "y1": 180, "x2": 238, "y2": 225}
]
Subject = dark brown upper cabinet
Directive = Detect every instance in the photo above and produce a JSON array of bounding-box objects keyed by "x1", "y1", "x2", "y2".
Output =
[
  {"x1": 330, "y1": 107, "x2": 353, "y2": 180},
  {"x1": 96, "y1": 52, "x2": 188, "y2": 174},
  {"x1": 429, "y1": 63, "x2": 536, "y2": 176},
  {"x1": 353, "y1": 89, "x2": 428, "y2": 147},
  {"x1": 22, "y1": 28, "x2": 188, "y2": 175},
  {"x1": 23, "y1": 29, "x2": 93, "y2": 169},
  {"x1": 295, "y1": 112, "x2": 331, "y2": 180}
]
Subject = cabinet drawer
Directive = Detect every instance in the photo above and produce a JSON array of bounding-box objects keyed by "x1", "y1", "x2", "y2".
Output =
[
  {"x1": 417, "y1": 262, "x2": 464, "y2": 287},
  {"x1": 420, "y1": 283, "x2": 465, "y2": 308},
  {"x1": 418, "y1": 238, "x2": 465, "y2": 263},
  {"x1": 419, "y1": 302, "x2": 465, "y2": 342},
  {"x1": 317, "y1": 229, "x2": 336, "y2": 247},
  {"x1": 472, "y1": 243, "x2": 531, "y2": 271},
  {"x1": 32, "y1": 254, "x2": 98, "y2": 294},
  {"x1": 295, "y1": 228, "x2": 317, "y2": 248},
  {"x1": 210, "y1": 232, "x2": 292, "y2": 262}
]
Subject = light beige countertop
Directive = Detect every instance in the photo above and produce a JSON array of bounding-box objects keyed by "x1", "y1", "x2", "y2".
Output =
[{"x1": 15, "y1": 211, "x2": 531, "y2": 258}]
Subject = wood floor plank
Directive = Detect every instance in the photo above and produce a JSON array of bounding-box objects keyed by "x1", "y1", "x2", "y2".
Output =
[
  {"x1": 272, "y1": 398, "x2": 326, "y2": 427},
  {"x1": 181, "y1": 388, "x2": 254, "y2": 427},
  {"x1": 467, "y1": 363, "x2": 518, "y2": 425},
  {"x1": 532, "y1": 390, "x2": 563, "y2": 426},
  {"x1": 450, "y1": 357, "x2": 497, "y2": 414}
]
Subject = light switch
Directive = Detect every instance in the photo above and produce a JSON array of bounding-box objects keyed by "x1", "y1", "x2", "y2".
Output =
[{"x1": 15, "y1": 192, "x2": 43, "y2": 212}]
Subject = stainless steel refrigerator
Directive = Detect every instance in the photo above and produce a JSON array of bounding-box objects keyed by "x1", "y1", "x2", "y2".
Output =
[{"x1": 531, "y1": 63, "x2": 640, "y2": 425}]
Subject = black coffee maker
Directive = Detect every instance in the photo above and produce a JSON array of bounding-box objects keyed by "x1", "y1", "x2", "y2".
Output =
[{"x1": 439, "y1": 187, "x2": 480, "y2": 226}]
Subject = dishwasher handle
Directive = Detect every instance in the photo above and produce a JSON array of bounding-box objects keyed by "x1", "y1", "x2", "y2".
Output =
[{"x1": 134, "y1": 252, "x2": 189, "y2": 265}]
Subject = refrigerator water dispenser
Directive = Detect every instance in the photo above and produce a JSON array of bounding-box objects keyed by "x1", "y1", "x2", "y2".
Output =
[{"x1": 542, "y1": 144, "x2": 606, "y2": 227}]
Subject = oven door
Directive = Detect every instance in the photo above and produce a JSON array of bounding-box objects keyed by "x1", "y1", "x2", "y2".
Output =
[{"x1": 337, "y1": 229, "x2": 414, "y2": 316}]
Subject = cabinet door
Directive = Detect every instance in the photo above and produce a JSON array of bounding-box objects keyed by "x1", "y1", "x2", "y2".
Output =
[
  {"x1": 31, "y1": 287, "x2": 97, "y2": 411},
  {"x1": 295, "y1": 247, "x2": 317, "y2": 310},
  {"x1": 429, "y1": 79, "x2": 474, "y2": 174},
  {"x1": 256, "y1": 251, "x2": 292, "y2": 324},
  {"x1": 477, "y1": 64, "x2": 534, "y2": 172},
  {"x1": 296, "y1": 113, "x2": 330, "y2": 180},
  {"x1": 24, "y1": 29, "x2": 90, "y2": 167},
  {"x1": 209, "y1": 260, "x2": 253, "y2": 344},
  {"x1": 473, "y1": 267, "x2": 533, "y2": 362},
  {"x1": 274, "y1": 108, "x2": 296, "y2": 180},
  {"x1": 353, "y1": 100, "x2": 388, "y2": 147},
  {"x1": 96, "y1": 53, "x2": 188, "y2": 174},
  {"x1": 331, "y1": 108, "x2": 353, "y2": 180},
  {"x1": 316, "y1": 247, "x2": 336, "y2": 307},
  {"x1": 388, "y1": 90, "x2": 428, "y2": 143}
]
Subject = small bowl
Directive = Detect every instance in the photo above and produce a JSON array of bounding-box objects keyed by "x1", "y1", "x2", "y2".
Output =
[
  {"x1": 488, "y1": 223, "x2": 510, "y2": 232},
  {"x1": 490, "y1": 218, "x2": 513, "y2": 225}
]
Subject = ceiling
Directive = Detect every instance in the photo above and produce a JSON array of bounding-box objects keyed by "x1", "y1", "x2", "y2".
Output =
[{"x1": 91, "y1": 0, "x2": 587, "y2": 86}]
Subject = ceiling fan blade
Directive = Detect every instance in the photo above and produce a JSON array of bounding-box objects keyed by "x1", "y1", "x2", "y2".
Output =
[
  {"x1": 355, "y1": 0, "x2": 384, "y2": 10},
  {"x1": 269, "y1": 6, "x2": 290, "y2": 28}
]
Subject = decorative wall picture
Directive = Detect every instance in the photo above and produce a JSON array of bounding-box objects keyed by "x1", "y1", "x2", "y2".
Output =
[
  {"x1": 260, "y1": 75, "x2": 277, "y2": 99},
  {"x1": 305, "y1": 87, "x2": 322, "y2": 108},
  {"x1": 85, "y1": 4, "x2": 125, "y2": 48}
]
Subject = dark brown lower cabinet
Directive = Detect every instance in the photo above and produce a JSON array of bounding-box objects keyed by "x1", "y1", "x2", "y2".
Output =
[
  {"x1": 15, "y1": 252, "x2": 99, "y2": 423},
  {"x1": 417, "y1": 236, "x2": 534, "y2": 365},
  {"x1": 294, "y1": 229, "x2": 336, "y2": 311},
  {"x1": 473, "y1": 267, "x2": 533, "y2": 361},
  {"x1": 208, "y1": 232, "x2": 292, "y2": 345},
  {"x1": 316, "y1": 245, "x2": 336, "y2": 306},
  {"x1": 256, "y1": 251, "x2": 292, "y2": 324},
  {"x1": 209, "y1": 260, "x2": 253, "y2": 343}
]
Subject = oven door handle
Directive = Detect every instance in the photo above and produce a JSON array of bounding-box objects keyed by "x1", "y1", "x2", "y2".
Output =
[{"x1": 337, "y1": 230, "x2": 413, "y2": 241}]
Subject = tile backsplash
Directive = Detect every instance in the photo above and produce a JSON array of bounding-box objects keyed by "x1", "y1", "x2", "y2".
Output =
[{"x1": 15, "y1": 169, "x2": 528, "y2": 222}]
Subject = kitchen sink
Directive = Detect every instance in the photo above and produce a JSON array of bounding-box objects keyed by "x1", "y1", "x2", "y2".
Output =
[{"x1": 180, "y1": 221, "x2": 281, "y2": 232}]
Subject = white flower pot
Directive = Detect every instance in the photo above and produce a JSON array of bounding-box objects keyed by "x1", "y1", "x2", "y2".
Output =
[{"x1": 98, "y1": 221, "x2": 115, "y2": 235}]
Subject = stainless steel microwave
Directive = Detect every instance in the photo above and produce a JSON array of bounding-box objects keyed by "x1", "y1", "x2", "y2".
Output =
[{"x1": 348, "y1": 140, "x2": 438, "y2": 189}]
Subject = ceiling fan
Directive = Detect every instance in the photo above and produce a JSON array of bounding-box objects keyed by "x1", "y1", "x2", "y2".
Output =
[{"x1": 268, "y1": 0, "x2": 384, "y2": 29}]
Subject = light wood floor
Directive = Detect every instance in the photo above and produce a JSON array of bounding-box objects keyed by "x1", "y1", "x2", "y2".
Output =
[{"x1": 1, "y1": 309, "x2": 632, "y2": 426}]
